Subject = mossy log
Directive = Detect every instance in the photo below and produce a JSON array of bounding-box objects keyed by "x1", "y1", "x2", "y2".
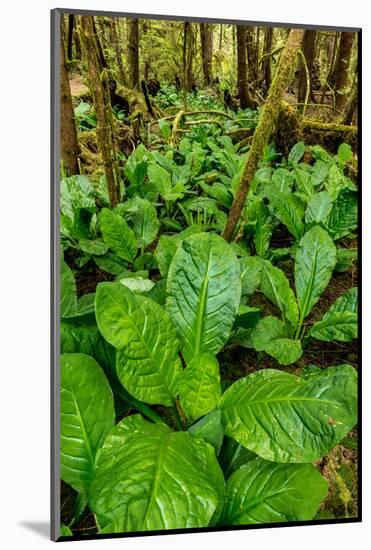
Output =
[
  {"x1": 276, "y1": 100, "x2": 358, "y2": 156},
  {"x1": 78, "y1": 130, "x2": 101, "y2": 175},
  {"x1": 222, "y1": 29, "x2": 305, "y2": 241}
]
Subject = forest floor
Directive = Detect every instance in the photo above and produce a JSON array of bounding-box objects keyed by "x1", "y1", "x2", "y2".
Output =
[
  {"x1": 69, "y1": 73, "x2": 87, "y2": 97},
  {"x1": 63, "y1": 82, "x2": 358, "y2": 533},
  {"x1": 62, "y1": 227, "x2": 358, "y2": 532}
]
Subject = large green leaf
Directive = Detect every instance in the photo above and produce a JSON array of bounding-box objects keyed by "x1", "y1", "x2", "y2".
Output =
[
  {"x1": 179, "y1": 353, "x2": 221, "y2": 421},
  {"x1": 60, "y1": 175, "x2": 96, "y2": 220},
  {"x1": 266, "y1": 188, "x2": 304, "y2": 240},
  {"x1": 90, "y1": 416, "x2": 225, "y2": 533},
  {"x1": 92, "y1": 252, "x2": 127, "y2": 275},
  {"x1": 96, "y1": 282, "x2": 182, "y2": 406},
  {"x1": 305, "y1": 191, "x2": 333, "y2": 224},
  {"x1": 295, "y1": 225, "x2": 336, "y2": 322},
  {"x1": 335, "y1": 247, "x2": 357, "y2": 273},
  {"x1": 60, "y1": 353, "x2": 114, "y2": 493},
  {"x1": 61, "y1": 317, "x2": 115, "y2": 373},
  {"x1": 78, "y1": 238, "x2": 108, "y2": 256},
  {"x1": 326, "y1": 189, "x2": 358, "y2": 240},
  {"x1": 288, "y1": 141, "x2": 305, "y2": 164},
  {"x1": 148, "y1": 163, "x2": 186, "y2": 201},
  {"x1": 61, "y1": 260, "x2": 77, "y2": 318},
  {"x1": 271, "y1": 168, "x2": 294, "y2": 193},
  {"x1": 312, "y1": 160, "x2": 329, "y2": 187},
  {"x1": 325, "y1": 164, "x2": 345, "y2": 200},
  {"x1": 239, "y1": 256, "x2": 262, "y2": 297},
  {"x1": 220, "y1": 458, "x2": 327, "y2": 525},
  {"x1": 254, "y1": 201, "x2": 272, "y2": 257},
  {"x1": 251, "y1": 316, "x2": 302, "y2": 365},
  {"x1": 309, "y1": 288, "x2": 358, "y2": 342},
  {"x1": 166, "y1": 233, "x2": 241, "y2": 362},
  {"x1": 188, "y1": 410, "x2": 224, "y2": 454},
  {"x1": 155, "y1": 225, "x2": 204, "y2": 277},
  {"x1": 294, "y1": 166, "x2": 315, "y2": 200},
  {"x1": 219, "y1": 437, "x2": 257, "y2": 478},
  {"x1": 117, "y1": 196, "x2": 159, "y2": 248},
  {"x1": 259, "y1": 259, "x2": 299, "y2": 329},
  {"x1": 234, "y1": 305, "x2": 261, "y2": 329},
  {"x1": 99, "y1": 208, "x2": 137, "y2": 262},
  {"x1": 220, "y1": 365, "x2": 357, "y2": 462}
]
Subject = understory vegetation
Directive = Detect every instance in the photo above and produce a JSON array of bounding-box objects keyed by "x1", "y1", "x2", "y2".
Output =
[{"x1": 58, "y1": 13, "x2": 359, "y2": 538}]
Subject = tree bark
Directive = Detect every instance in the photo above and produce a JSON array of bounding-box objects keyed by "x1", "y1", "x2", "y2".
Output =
[
  {"x1": 262, "y1": 27, "x2": 273, "y2": 90},
  {"x1": 219, "y1": 24, "x2": 223, "y2": 50},
  {"x1": 81, "y1": 17, "x2": 119, "y2": 206},
  {"x1": 334, "y1": 32, "x2": 355, "y2": 110},
  {"x1": 67, "y1": 15, "x2": 74, "y2": 61},
  {"x1": 222, "y1": 29, "x2": 305, "y2": 241},
  {"x1": 60, "y1": 31, "x2": 79, "y2": 176},
  {"x1": 246, "y1": 27, "x2": 259, "y2": 89},
  {"x1": 73, "y1": 16, "x2": 82, "y2": 61},
  {"x1": 343, "y1": 76, "x2": 358, "y2": 125},
  {"x1": 92, "y1": 17, "x2": 108, "y2": 69},
  {"x1": 110, "y1": 18, "x2": 127, "y2": 86},
  {"x1": 236, "y1": 26, "x2": 254, "y2": 109},
  {"x1": 297, "y1": 30, "x2": 316, "y2": 111},
  {"x1": 128, "y1": 18, "x2": 140, "y2": 89},
  {"x1": 200, "y1": 23, "x2": 213, "y2": 85}
]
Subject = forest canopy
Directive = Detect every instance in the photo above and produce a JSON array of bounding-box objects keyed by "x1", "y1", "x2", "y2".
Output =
[{"x1": 58, "y1": 13, "x2": 359, "y2": 540}]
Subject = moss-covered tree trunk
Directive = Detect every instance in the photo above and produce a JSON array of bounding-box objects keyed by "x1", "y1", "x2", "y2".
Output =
[
  {"x1": 246, "y1": 27, "x2": 259, "y2": 91},
  {"x1": 185, "y1": 23, "x2": 194, "y2": 91},
  {"x1": 81, "y1": 16, "x2": 119, "y2": 207},
  {"x1": 60, "y1": 31, "x2": 79, "y2": 176},
  {"x1": 128, "y1": 18, "x2": 140, "y2": 89},
  {"x1": 67, "y1": 15, "x2": 74, "y2": 61},
  {"x1": 334, "y1": 32, "x2": 354, "y2": 110},
  {"x1": 73, "y1": 16, "x2": 82, "y2": 61},
  {"x1": 262, "y1": 27, "x2": 273, "y2": 90},
  {"x1": 200, "y1": 23, "x2": 213, "y2": 86},
  {"x1": 222, "y1": 28, "x2": 305, "y2": 241},
  {"x1": 92, "y1": 17, "x2": 108, "y2": 70},
  {"x1": 110, "y1": 19, "x2": 127, "y2": 86},
  {"x1": 236, "y1": 26, "x2": 254, "y2": 109},
  {"x1": 343, "y1": 76, "x2": 358, "y2": 125},
  {"x1": 297, "y1": 30, "x2": 316, "y2": 110}
]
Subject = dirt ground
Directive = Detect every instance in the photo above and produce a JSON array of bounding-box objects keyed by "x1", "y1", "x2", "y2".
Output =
[{"x1": 69, "y1": 73, "x2": 88, "y2": 97}]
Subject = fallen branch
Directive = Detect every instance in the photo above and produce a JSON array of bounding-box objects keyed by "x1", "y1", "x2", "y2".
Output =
[{"x1": 170, "y1": 109, "x2": 185, "y2": 147}]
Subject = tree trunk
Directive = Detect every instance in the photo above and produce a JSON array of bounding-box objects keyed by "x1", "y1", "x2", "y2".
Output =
[
  {"x1": 236, "y1": 26, "x2": 254, "y2": 109},
  {"x1": 182, "y1": 22, "x2": 194, "y2": 91},
  {"x1": 110, "y1": 18, "x2": 127, "y2": 86},
  {"x1": 60, "y1": 31, "x2": 79, "y2": 176},
  {"x1": 81, "y1": 16, "x2": 119, "y2": 207},
  {"x1": 246, "y1": 27, "x2": 259, "y2": 89},
  {"x1": 182, "y1": 22, "x2": 188, "y2": 88},
  {"x1": 92, "y1": 17, "x2": 108, "y2": 69},
  {"x1": 297, "y1": 30, "x2": 316, "y2": 111},
  {"x1": 73, "y1": 16, "x2": 82, "y2": 61},
  {"x1": 67, "y1": 15, "x2": 74, "y2": 61},
  {"x1": 262, "y1": 27, "x2": 273, "y2": 90},
  {"x1": 200, "y1": 23, "x2": 213, "y2": 86},
  {"x1": 334, "y1": 32, "x2": 355, "y2": 110},
  {"x1": 222, "y1": 29, "x2": 305, "y2": 241},
  {"x1": 343, "y1": 76, "x2": 358, "y2": 125},
  {"x1": 60, "y1": 15, "x2": 68, "y2": 59},
  {"x1": 128, "y1": 18, "x2": 140, "y2": 89},
  {"x1": 219, "y1": 24, "x2": 223, "y2": 50}
]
